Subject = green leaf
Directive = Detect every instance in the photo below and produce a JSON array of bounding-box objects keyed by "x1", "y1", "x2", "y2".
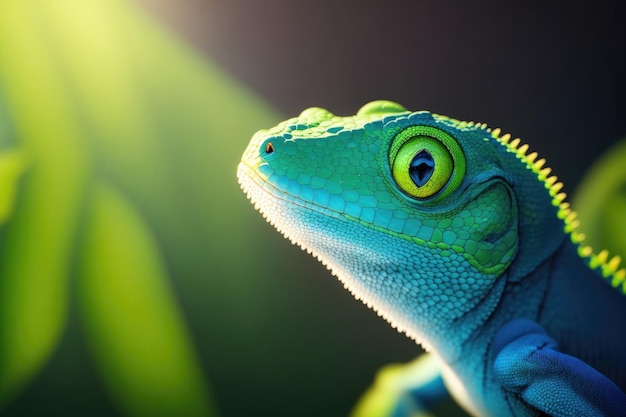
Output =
[
  {"x1": 0, "y1": 150, "x2": 26, "y2": 225},
  {"x1": 574, "y1": 138, "x2": 626, "y2": 260},
  {"x1": 0, "y1": 1, "x2": 89, "y2": 402},
  {"x1": 0, "y1": 0, "x2": 278, "y2": 412},
  {"x1": 79, "y1": 182, "x2": 217, "y2": 417}
]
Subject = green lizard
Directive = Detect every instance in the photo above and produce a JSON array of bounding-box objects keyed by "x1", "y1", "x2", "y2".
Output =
[{"x1": 238, "y1": 100, "x2": 626, "y2": 416}]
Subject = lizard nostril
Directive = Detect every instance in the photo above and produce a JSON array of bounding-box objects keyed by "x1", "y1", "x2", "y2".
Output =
[{"x1": 265, "y1": 142, "x2": 275, "y2": 154}]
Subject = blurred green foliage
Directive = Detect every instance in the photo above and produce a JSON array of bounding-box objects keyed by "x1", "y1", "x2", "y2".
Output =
[
  {"x1": 0, "y1": 0, "x2": 279, "y2": 415},
  {"x1": 0, "y1": 151, "x2": 25, "y2": 225},
  {"x1": 574, "y1": 138, "x2": 626, "y2": 261},
  {"x1": 79, "y1": 183, "x2": 212, "y2": 417}
]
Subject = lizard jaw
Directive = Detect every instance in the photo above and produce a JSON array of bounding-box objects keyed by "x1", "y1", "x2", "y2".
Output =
[{"x1": 239, "y1": 162, "x2": 443, "y2": 352}]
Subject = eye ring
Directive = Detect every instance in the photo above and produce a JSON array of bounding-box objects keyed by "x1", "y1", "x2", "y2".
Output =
[{"x1": 389, "y1": 126, "x2": 466, "y2": 200}]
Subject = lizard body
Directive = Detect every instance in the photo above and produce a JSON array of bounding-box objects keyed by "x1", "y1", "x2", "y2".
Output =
[{"x1": 238, "y1": 101, "x2": 626, "y2": 416}]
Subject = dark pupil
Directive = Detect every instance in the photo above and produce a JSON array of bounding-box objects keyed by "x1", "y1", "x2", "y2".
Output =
[{"x1": 409, "y1": 150, "x2": 435, "y2": 187}]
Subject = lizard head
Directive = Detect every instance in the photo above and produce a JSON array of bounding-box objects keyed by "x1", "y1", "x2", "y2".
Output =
[{"x1": 238, "y1": 100, "x2": 565, "y2": 353}]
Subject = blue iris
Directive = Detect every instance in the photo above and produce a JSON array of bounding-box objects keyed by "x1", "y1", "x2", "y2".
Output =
[{"x1": 409, "y1": 150, "x2": 435, "y2": 187}]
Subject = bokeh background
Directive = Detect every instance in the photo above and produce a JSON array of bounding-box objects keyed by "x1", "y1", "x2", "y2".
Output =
[{"x1": 0, "y1": 1, "x2": 624, "y2": 416}]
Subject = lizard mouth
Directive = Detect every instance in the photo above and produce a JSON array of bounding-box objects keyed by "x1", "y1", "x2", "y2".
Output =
[{"x1": 237, "y1": 162, "x2": 343, "y2": 224}]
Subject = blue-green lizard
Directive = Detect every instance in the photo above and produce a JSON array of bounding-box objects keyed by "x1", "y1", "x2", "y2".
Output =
[{"x1": 238, "y1": 100, "x2": 626, "y2": 416}]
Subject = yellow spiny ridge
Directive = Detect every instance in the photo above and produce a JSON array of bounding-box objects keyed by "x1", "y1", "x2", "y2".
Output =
[{"x1": 488, "y1": 127, "x2": 626, "y2": 294}]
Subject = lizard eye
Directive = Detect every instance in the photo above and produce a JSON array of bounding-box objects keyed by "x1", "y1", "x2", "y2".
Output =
[{"x1": 390, "y1": 126, "x2": 466, "y2": 200}]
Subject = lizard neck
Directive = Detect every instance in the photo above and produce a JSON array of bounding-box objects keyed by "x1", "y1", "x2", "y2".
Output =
[
  {"x1": 435, "y1": 237, "x2": 562, "y2": 417},
  {"x1": 538, "y1": 238, "x2": 626, "y2": 389},
  {"x1": 443, "y1": 240, "x2": 556, "y2": 365}
]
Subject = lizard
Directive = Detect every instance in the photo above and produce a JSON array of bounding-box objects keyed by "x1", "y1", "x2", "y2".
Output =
[{"x1": 237, "y1": 100, "x2": 626, "y2": 416}]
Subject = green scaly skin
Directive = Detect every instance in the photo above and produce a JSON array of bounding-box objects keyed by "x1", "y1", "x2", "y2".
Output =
[{"x1": 238, "y1": 101, "x2": 626, "y2": 416}]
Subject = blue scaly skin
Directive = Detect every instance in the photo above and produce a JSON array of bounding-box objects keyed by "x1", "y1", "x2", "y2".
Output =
[{"x1": 237, "y1": 101, "x2": 626, "y2": 416}]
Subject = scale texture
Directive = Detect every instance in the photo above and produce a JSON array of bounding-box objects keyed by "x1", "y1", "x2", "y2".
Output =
[{"x1": 238, "y1": 101, "x2": 626, "y2": 416}]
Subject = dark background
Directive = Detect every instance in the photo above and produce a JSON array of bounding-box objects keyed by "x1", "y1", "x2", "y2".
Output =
[
  {"x1": 5, "y1": 1, "x2": 626, "y2": 416},
  {"x1": 137, "y1": 0, "x2": 626, "y2": 187}
]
